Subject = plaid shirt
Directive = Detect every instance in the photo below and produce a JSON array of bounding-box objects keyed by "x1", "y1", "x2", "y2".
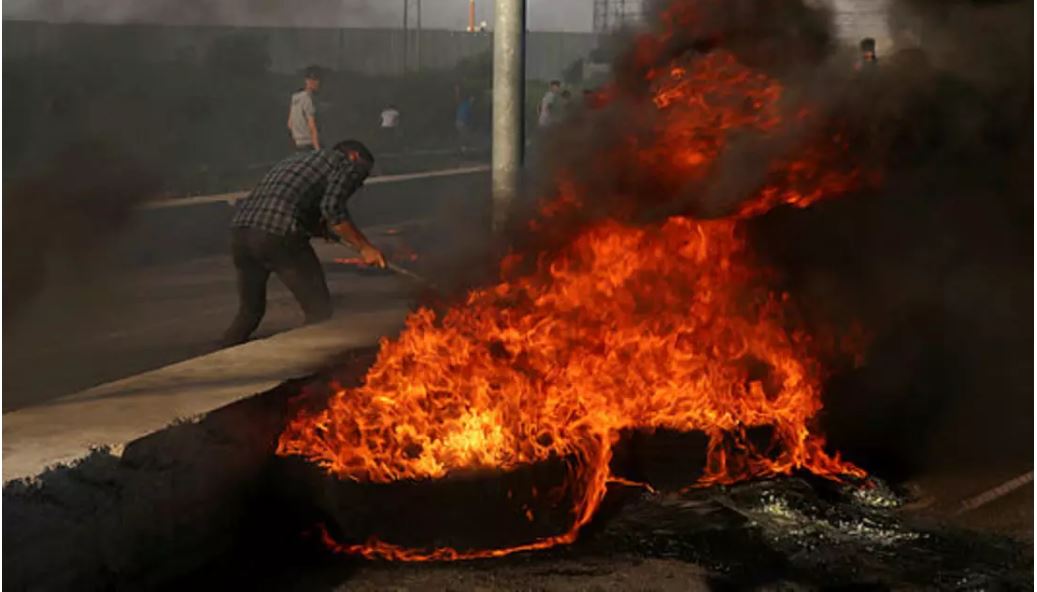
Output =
[{"x1": 231, "y1": 150, "x2": 363, "y2": 237}]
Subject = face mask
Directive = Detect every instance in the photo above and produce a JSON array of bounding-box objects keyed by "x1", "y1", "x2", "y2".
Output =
[{"x1": 347, "y1": 162, "x2": 371, "y2": 188}]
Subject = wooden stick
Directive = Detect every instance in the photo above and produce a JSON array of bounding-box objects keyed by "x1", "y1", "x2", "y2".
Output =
[{"x1": 955, "y1": 469, "x2": 1034, "y2": 515}]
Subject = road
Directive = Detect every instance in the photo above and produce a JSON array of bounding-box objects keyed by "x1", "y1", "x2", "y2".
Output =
[{"x1": 3, "y1": 170, "x2": 491, "y2": 411}]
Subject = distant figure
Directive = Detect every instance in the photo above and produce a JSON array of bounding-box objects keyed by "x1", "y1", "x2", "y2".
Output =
[
  {"x1": 288, "y1": 66, "x2": 322, "y2": 151},
  {"x1": 855, "y1": 38, "x2": 879, "y2": 72},
  {"x1": 379, "y1": 104, "x2": 401, "y2": 151},
  {"x1": 537, "y1": 80, "x2": 562, "y2": 128},
  {"x1": 221, "y1": 141, "x2": 385, "y2": 347},
  {"x1": 455, "y1": 95, "x2": 474, "y2": 150}
]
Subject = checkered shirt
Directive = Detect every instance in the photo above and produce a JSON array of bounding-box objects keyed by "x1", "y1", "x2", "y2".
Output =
[{"x1": 231, "y1": 150, "x2": 363, "y2": 237}]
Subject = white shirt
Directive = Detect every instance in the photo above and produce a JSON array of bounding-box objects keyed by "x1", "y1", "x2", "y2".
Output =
[
  {"x1": 538, "y1": 91, "x2": 558, "y2": 127},
  {"x1": 288, "y1": 90, "x2": 317, "y2": 146},
  {"x1": 380, "y1": 108, "x2": 400, "y2": 128}
]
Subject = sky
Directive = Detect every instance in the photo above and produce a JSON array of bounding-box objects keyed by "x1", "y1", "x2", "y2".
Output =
[{"x1": 3, "y1": 0, "x2": 596, "y2": 32}]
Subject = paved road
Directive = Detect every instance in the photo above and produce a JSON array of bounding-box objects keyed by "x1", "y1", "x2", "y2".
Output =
[{"x1": 4, "y1": 170, "x2": 491, "y2": 411}]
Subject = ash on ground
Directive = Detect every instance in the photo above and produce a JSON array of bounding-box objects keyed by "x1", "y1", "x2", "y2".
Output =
[
  {"x1": 579, "y1": 476, "x2": 1031, "y2": 589},
  {"x1": 180, "y1": 475, "x2": 1031, "y2": 591}
]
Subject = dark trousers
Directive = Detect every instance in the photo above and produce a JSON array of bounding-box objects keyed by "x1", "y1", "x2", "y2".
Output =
[{"x1": 222, "y1": 227, "x2": 331, "y2": 346}]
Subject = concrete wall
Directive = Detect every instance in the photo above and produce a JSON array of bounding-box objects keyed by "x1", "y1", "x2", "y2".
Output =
[
  {"x1": 2, "y1": 20, "x2": 598, "y2": 81},
  {"x1": 826, "y1": 0, "x2": 895, "y2": 52},
  {"x1": 2, "y1": 0, "x2": 908, "y2": 78}
]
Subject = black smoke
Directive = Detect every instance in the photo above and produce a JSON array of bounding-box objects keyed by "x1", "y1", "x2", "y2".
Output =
[
  {"x1": 3, "y1": 141, "x2": 159, "y2": 318},
  {"x1": 516, "y1": 0, "x2": 848, "y2": 252},
  {"x1": 751, "y1": 0, "x2": 1033, "y2": 477},
  {"x1": 516, "y1": 0, "x2": 1032, "y2": 480}
]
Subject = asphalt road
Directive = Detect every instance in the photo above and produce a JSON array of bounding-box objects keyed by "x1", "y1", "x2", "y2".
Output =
[{"x1": 3, "y1": 170, "x2": 491, "y2": 411}]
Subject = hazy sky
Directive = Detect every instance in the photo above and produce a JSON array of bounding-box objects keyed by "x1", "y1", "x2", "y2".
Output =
[{"x1": 3, "y1": 0, "x2": 596, "y2": 32}]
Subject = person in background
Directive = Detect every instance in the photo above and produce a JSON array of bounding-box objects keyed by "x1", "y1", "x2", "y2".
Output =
[
  {"x1": 379, "y1": 103, "x2": 401, "y2": 152},
  {"x1": 288, "y1": 66, "x2": 322, "y2": 152},
  {"x1": 537, "y1": 80, "x2": 562, "y2": 128},
  {"x1": 856, "y1": 38, "x2": 879, "y2": 72},
  {"x1": 221, "y1": 140, "x2": 386, "y2": 347}
]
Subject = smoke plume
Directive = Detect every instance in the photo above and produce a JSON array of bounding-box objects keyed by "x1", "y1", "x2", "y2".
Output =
[
  {"x1": 3, "y1": 141, "x2": 159, "y2": 318},
  {"x1": 518, "y1": 0, "x2": 1032, "y2": 479}
]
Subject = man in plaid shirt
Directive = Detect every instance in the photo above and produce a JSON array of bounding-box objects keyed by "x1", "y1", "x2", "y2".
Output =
[{"x1": 222, "y1": 140, "x2": 386, "y2": 346}]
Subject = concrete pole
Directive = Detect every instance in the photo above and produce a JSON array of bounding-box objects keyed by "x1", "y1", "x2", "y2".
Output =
[
  {"x1": 416, "y1": 0, "x2": 422, "y2": 71},
  {"x1": 402, "y1": 0, "x2": 409, "y2": 73},
  {"x1": 491, "y1": 0, "x2": 526, "y2": 230}
]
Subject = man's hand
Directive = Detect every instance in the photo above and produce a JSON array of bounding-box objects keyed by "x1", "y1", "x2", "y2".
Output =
[
  {"x1": 329, "y1": 220, "x2": 384, "y2": 268},
  {"x1": 360, "y1": 245, "x2": 387, "y2": 269}
]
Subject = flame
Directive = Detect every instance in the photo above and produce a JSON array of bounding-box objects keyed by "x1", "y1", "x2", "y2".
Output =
[{"x1": 278, "y1": 41, "x2": 867, "y2": 560}]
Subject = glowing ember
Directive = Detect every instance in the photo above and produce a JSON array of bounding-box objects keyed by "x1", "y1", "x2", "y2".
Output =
[
  {"x1": 278, "y1": 30, "x2": 867, "y2": 559},
  {"x1": 334, "y1": 253, "x2": 417, "y2": 268}
]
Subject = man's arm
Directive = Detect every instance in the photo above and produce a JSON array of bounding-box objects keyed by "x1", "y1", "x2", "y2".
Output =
[
  {"x1": 330, "y1": 219, "x2": 385, "y2": 268},
  {"x1": 321, "y1": 168, "x2": 385, "y2": 267},
  {"x1": 302, "y1": 94, "x2": 320, "y2": 149},
  {"x1": 307, "y1": 116, "x2": 320, "y2": 150}
]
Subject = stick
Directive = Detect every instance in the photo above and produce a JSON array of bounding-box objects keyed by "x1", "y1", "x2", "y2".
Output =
[
  {"x1": 385, "y1": 261, "x2": 428, "y2": 284},
  {"x1": 954, "y1": 469, "x2": 1034, "y2": 515},
  {"x1": 332, "y1": 239, "x2": 430, "y2": 285}
]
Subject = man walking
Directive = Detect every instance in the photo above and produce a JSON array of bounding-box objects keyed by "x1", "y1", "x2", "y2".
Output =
[
  {"x1": 288, "y1": 66, "x2": 322, "y2": 151},
  {"x1": 537, "y1": 80, "x2": 562, "y2": 128},
  {"x1": 379, "y1": 103, "x2": 401, "y2": 151},
  {"x1": 221, "y1": 140, "x2": 386, "y2": 346}
]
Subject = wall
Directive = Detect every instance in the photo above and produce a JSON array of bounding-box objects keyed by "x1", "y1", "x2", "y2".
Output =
[
  {"x1": 2, "y1": 0, "x2": 907, "y2": 79},
  {"x1": 2, "y1": 20, "x2": 598, "y2": 81},
  {"x1": 826, "y1": 0, "x2": 896, "y2": 52}
]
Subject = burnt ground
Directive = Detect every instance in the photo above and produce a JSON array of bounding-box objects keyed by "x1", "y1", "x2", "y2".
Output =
[{"x1": 173, "y1": 450, "x2": 1032, "y2": 590}]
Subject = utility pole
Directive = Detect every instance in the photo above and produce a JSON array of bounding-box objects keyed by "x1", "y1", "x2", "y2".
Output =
[
  {"x1": 402, "y1": 0, "x2": 409, "y2": 73},
  {"x1": 491, "y1": 0, "x2": 526, "y2": 230},
  {"x1": 415, "y1": 0, "x2": 422, "y2": 72}
]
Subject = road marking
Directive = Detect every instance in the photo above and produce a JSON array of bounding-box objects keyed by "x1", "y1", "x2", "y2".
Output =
[
  {"x1": 139, "y1": 164, "x2": 490, "y2": 211},
  {"x1": 239, "y1": 147, "x2": 487, "y2": 171}
]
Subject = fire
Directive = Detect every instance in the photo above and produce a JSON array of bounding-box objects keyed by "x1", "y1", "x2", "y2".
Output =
[{"x1": 278, "y1": 33, "x2": 867, "y2": 559}]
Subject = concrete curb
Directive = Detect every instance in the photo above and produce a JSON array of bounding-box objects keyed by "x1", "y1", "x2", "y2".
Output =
[{"x1": 2, "y1": 310, "x2": 406, "y2": 590}]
